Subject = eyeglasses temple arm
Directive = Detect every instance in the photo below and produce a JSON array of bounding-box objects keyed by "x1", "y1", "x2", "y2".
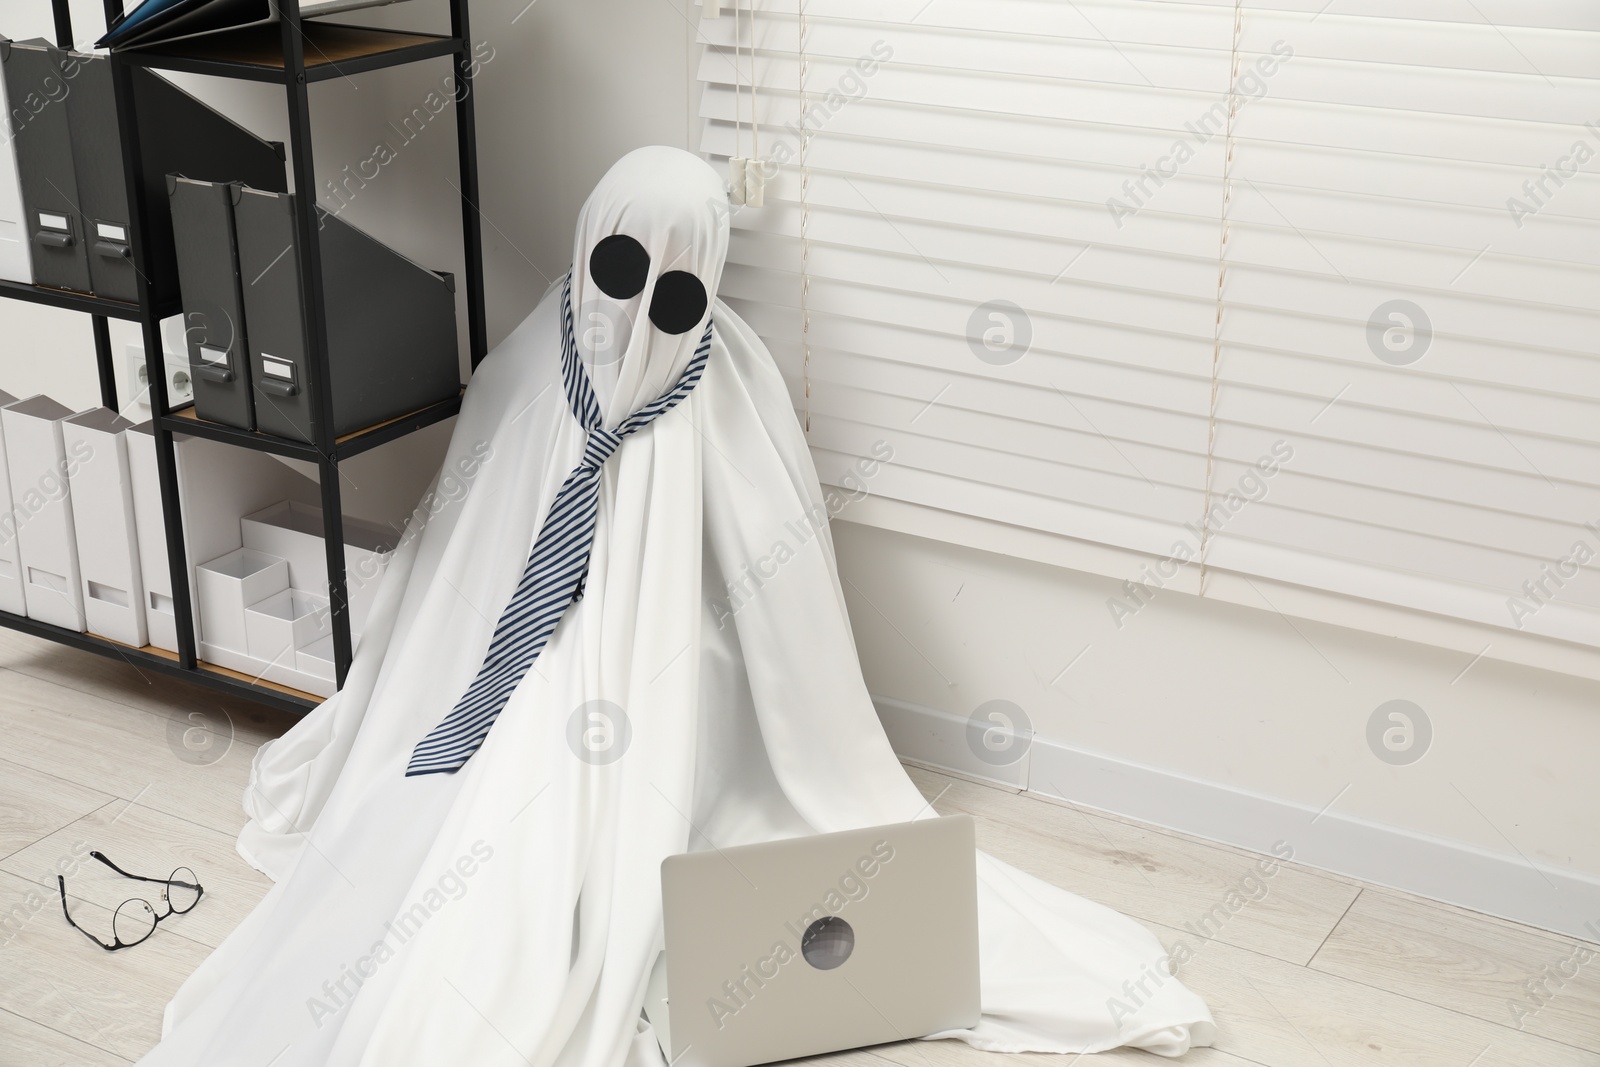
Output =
[
  {"x1": 91, "y1": 851, "x2": 198, "y2": 890},
  {"x1": 56, "y1": 875, "x2": 119, "y2": 952}
]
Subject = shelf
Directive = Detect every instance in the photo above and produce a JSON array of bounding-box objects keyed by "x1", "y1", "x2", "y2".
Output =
[
  {"x1": 160, "y1": 389, "x2": 464, "y2": 460},
  {"x1": 0, "y1": 278, "x2": 144, "y2": 321},
  {"x1": 0, "y1": 609, "x2": 320, "y2": 714},
  {"x1": 333, "y1": 389, "x2": 466, "y2": 459},
  {"x1": 2, "y1": 0, "x2": 486, "y2": 703},
  {"x1": 116, "y1": 22, "x2": 463, "y2": 83},
  {"x1": 193, "y1": 657, "x2": 326, "y2": 707}
]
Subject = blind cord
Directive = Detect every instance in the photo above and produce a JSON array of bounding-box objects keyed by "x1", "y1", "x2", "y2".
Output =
[
  {"x1": 1198, "y1": 0, "x2": 1243, "y2": 597},
  {"x1": 748, "y1": 0, "x2": 759, "y2": 162},
  {"x1": 730, "y1": 0, "x2": 745, "y2": 203},
  {"x1": 798, "y1": 0, "x2": 811, "y2": 432}
]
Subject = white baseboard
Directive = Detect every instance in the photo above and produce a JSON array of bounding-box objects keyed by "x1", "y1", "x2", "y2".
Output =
[
  {"x1": 874, "y1": 696, "x2": 1600, "y2": 943},
  {"x1": 872, "y1": 696, "x2": 1028, "y2": 789}
]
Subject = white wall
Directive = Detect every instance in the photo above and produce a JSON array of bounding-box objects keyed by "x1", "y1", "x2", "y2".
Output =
[
  {"x1": 837, "y1": 519, "x2": 1600, "y2": 869},
  {"x1": 837, "y1": 517, "x2": 1600, "y2": 935}
]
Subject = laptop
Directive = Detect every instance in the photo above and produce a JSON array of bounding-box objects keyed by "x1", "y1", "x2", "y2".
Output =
[{"x1": 656, "y1": 815, "x2": 980, "y2": 1067}]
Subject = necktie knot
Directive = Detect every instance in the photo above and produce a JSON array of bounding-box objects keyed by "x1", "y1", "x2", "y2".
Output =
[{"x1": 582, "y1": 428, "x2": 623, "y2": 470}]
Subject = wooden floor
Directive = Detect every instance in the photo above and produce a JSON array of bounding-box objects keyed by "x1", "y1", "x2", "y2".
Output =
[{"x1": 1, "y1": 627, "x2": 1596, "y2": 1066}]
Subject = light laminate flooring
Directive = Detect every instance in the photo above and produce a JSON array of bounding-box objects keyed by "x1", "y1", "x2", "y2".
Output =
[{"x1": 1, "y1": 630, "x2": 1595, "y2": 1066}]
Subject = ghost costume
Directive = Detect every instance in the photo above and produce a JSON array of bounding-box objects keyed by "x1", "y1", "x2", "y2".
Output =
[{"x1": 136, "y1": 147, "x2": 1215, "y2": 1066}]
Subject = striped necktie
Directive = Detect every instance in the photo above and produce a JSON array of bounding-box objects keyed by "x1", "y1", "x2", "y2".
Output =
[{"x1": 407, "y1": 275, "x2": 713, "y2": 776}]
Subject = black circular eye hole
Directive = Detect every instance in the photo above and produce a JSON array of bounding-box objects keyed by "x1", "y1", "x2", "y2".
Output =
[
  {"x1": 589, "y1": 234, "x2": 650, "y2": 300},
  {"x1": 648, "y1": 271, "x2": 709, "y2": 335}
]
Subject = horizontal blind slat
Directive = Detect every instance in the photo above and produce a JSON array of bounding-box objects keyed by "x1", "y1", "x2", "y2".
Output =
[{"x1": 698, "y1": 0, "x2": 1600, "y2": 649}]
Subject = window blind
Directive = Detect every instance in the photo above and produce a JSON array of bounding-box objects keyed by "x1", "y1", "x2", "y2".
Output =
[{"x1": 695, "y1": 0, "x2": 1600, "y2": 674}]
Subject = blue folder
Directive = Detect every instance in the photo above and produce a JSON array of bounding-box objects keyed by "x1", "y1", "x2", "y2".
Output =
[
  {"x1": 97, "y1": 0, "x2": 275, "y2": 50},
  {"x1": 97, "y1": 0, "x2": 413, "y2": 49}
]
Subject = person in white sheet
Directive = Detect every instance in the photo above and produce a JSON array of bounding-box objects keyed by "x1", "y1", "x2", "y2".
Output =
[{"x1": 136, "y1": 146, "x2": 1216, "y2": 1066}]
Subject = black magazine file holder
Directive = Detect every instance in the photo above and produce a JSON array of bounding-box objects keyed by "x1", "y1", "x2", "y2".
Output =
[
  {"x1": 0, "y1": 37, "x2": 284, "y2": 302},
  {"x1": 168, "y1": 176, "x2": 254, "y2": 429},
  {"x1": 232, "y1": 186, "x2": 459, "y2": 444}
]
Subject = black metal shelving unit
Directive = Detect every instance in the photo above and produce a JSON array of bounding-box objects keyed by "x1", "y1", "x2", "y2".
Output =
[{"x1": 0, "y1": 0, "x2": 487, "y2": 713}]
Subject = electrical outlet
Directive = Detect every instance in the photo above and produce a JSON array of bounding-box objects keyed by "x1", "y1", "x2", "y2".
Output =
[{"x1": 126, "y1": 343, "x2": 194, "y2": 413}]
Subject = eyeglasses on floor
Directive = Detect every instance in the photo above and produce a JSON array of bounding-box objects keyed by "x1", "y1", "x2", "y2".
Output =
[{"x1": 57, "y1": 851, "x2": 204, "y2": 951}]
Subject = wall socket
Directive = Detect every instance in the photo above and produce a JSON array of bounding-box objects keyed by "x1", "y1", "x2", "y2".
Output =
[{"x1": 126, "y1": 328, "x2": 195, "y2": 414}]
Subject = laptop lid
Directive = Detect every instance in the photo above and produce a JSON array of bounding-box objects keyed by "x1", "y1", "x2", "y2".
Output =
[{"x1": 661, "y1": 815, "x2": 980, "y2": 1067}]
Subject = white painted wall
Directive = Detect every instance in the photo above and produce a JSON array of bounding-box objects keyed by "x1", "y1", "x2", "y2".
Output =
[
  {"x1": 840, "y1": 515, "x2": 1594, "y2": 866},
  {"x1": 4, "y1": 0, "x2": 1595, "y2": 932}
]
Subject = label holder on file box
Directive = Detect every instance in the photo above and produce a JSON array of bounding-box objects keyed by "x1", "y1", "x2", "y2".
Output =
[
  {"x1": 93, "y1": 219, "x2": 131, "y2": 261},
  {"x1": 260, "y1": 355, "x2": 299, "y2": 396},
  {"x1": 36, "y1": 211, "x2": 74, "y2": 248},
  {"x1": 196, "y1": 346, "x2": 232, "y2": 382}
]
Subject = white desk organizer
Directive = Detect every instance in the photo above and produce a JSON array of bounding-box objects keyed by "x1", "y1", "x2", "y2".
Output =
[
  {"x1": 127, "y1": 427, "x2": 319, "y2": 653},
  {"x1": 0, "y1": 388, "x2": 23, "y2": 615},
  {"x1": 1, "y1": 395, "x2": 85, "y2": 630},
  {"x1": 242, "y1": 500, "x2": 395, "y2": 637},
  {"x1": 244, "y1": 588, "x2": 331, "y2": 665},
  {"x1": 291, "y1": 632, "x2": 357, "y2": 694},
  {"x1": 196, "y1": 547, "x2": 288, "y2": 665},
  {"x1": 63, "y1": 408, "x2": 147, "y2": 646},
  {"x1": 199, "y1": 540, "x2": 348, "y2": 698}
]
